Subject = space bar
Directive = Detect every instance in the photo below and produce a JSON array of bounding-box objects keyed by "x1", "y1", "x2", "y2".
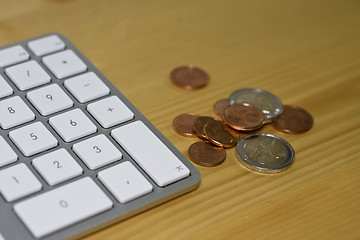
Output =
[{"x1": 14, "y1": 177, "x2": 113, "y2": 238}]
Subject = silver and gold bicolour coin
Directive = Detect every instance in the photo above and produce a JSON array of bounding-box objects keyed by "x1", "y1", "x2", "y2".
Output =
[
  {"x1": 235, "y1": 134, "x2": 295, "y2": 174},
  {"x1": 228, "y1": 88, "x2": 283, "y2": 123}
]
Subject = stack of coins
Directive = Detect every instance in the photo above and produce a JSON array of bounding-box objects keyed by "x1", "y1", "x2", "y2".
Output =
[
  {"x1": 172, "y1": 88, "x2": 313, "y2": 173},
  {"x1": 170, "y1": 67, "x2": 313, "y2": 173}
]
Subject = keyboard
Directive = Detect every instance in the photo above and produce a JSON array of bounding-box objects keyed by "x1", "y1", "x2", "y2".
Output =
[{"x1": 0, "y1": 33, "x2": 200, "y2": 240}]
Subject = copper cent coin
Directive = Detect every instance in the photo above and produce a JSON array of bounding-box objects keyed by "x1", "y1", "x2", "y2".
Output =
[
  {"x1": 172, "y1": 113, "x2": 200, "y2": 137},
  {"x1": 224, "y1": 103, "x2": 264, "y2": 131},
  {"x1": 271, "y1": 105, "x2": 313, "y2": 134},
  {"x1": 213, "y1": 98, "x2": 230, "y2": 119},
  {"x1": 170, "y1": 65, "x2": 209, "y2": 90},
  {"x1": 204, "y1": 119, "x2": 238, "y2": 148},
  {"x1": 188, "y1": 141, "x2": 226, "y2": 167},
  {"x1": 235, "y1": 134, "x2": 295, "y2": 174},
  {"x1": 193, "y1": 116, "x2": 216, "y2": 139}
]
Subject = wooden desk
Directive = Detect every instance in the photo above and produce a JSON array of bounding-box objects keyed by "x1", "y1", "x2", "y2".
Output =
[{"x1": 1, "y1": 0, "x2": 359, "y2": 239}]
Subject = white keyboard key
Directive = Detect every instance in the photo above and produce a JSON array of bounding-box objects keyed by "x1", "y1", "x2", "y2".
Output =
[
  {"x1": 73, "y1": 134, "x2": 122, "y2": 170},
  {"x1": 0, "y1": 163, "x2": 42, "y2": 202},
  {"x1": 64, "y1": 72, "x2": 110, "y2": 103},
  {"x1": 0, "y1": 96, "x2": 35, "y2": 129},
  {"x1": 9, "y1": 122, "x2": 58, "y2": 157},
  {"x1": 0, "y1": 75, "x2": 13, "y2": 99},
  {"x1": 14, "y1": 177, "x2": 113, "y2": 238},
  {"x1": 98, "y1": 161, "x2": 153, "y2": 203},
  {"x1": 43, "y1": 50, "x2": 87, "y2": 79},
  {"x1": 49, "y1": 108, "x2": 97, "y2": 142},
  {"x1": 28, "y1": 35, "x2": 65, "y2": 56},
  {"x1": 33, "y1": 149, "x2": 83, "y2": 185},
  {"x1": 5, "y1": 60, "x2": 51, "y2": 91},
  {"x1": 87, "y1": 96, "x2": 134, "y2": 128},
  {"x1": 27, "y1": 84, "x2": 73, "y2": 116},
  {"x1": 0, "y1": 136, "x2": 18, "y2": 167},
  {"x1": 111, "y1": 121, "x2": 190, "y2": 187},
  {"x1": 0, "y1": 45, "x2": 29, "y2": 67}
]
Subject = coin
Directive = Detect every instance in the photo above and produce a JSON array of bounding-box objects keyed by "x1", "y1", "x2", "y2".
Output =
[
  {"x1": 193, "y1": 116, "x2": 216, "y2": 139},
  {"x1": 170, "y1": 65, "x2": 209, "y2": 90},
  {"x1": 188, "y1": 141, "x2": 226, "y2": 167},
  {"x1": 223, "y1": 103, "x2": 264, "y2": 131},
  {"x1": 204, "y1": 119, "x2": 239, "y2": 148},
  {"x1": 172, "y1": 113, "x2": 200, "y2": 137},
  {"x1": 271, "y1": 105, "x2": 313, "y2": 134},
  {"x1": 228, "y1": 88, "x2": 283, "y2": 123},
  {"x1": 235, "y1": 134, "x2": 295, "y2": 174},
  {"x1": 224, "y1": 123, "x2": 241, "y2": 140},
  {"x1": 213, "y1": 98, "x2": 230, "y2": 119}
]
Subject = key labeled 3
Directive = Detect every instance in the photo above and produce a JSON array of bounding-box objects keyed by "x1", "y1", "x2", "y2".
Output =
[{"x1": 73, "y1": 134, "x2": 122, "y2": 170}]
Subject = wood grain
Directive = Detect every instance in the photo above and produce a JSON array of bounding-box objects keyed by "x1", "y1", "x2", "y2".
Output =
[{"x1": 1, "y1": 0, "x2": 359, "y2": 239}]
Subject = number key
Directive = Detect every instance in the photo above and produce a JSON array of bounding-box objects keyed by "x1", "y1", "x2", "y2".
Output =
[
  {"x1": 0, "y1": 96, "x2": 35, "y2": 129},
  {"x1": 33, "y1": 149, "x2": 83, "y2": 185},
  {"x1": 0, "y1": 163, "x2": 42, "y2": 202},
  {"x1": 73, "y1": 134, "x2": 122, "y2": 170},
  {"x1": 9, "y1": 122, "x2": 58, "y2": 157},
  {"x1": 27, "y1": 84, "x2": 73, "y2": 116},
  {"x1": 49, "y1": 109, "x2": 97, "y2": 142}
]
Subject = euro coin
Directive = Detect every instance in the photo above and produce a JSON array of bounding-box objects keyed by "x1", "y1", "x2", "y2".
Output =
[
  {"x1": 235, "y1": 134, "x2": 295, "y2": 174},
  {"x1": 228, "y1": 88, "x2": 282, "y2": 123}
]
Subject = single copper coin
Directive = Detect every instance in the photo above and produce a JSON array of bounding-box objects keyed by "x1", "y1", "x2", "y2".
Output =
[
  {"x1": 170, "y1": 65, "x2": 209, "y2": 90},
  {"x1": 224, "y1": 103, "x2": 264, "y2": 131},
  {"x1": 224, "y1": 123, "x2": 241, "y2": 140},
  {"x1": 172, "y1": 113, "x2": 200, "y2": 137},
  {"x1": 271, "y1": 105, "x2": 313, "y2": 134},
  {"x1": 188, "y1": 141, "x2": 226, "y2": 167},
  {"x1": 193, "y1": 116, "x2": 216, "y2": 139},
  {"x1": 213, "y1": 98, "x2": 230, "y2": 119},
  {"x1": 204, "y1": 119, "x2": 239, "y2": 148}
]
